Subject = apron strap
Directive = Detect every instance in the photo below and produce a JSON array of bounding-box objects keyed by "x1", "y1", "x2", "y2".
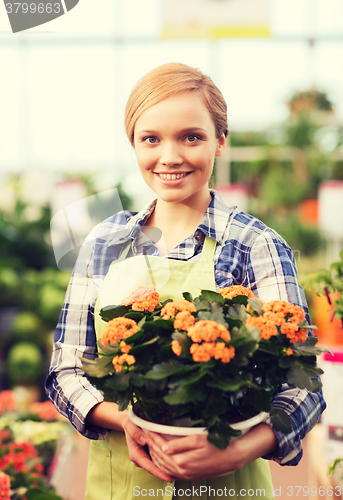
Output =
[
  {"x1": 118, "y1": 241, "x2": 132, "y2": 262},
  {"x1": 200, "y1": 213, "x2": 236, "y2": 264},
  {"x1": 199, "y1": 236, "x2": 217, "y2": 264}
]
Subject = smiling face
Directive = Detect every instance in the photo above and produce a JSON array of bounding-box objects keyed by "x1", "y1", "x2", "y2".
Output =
[{"x1": 133, "y1": 92, "x2": 226, "y2": 207}]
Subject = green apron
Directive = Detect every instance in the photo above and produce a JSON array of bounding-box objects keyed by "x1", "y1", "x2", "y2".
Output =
[{"x1": 85, "y1": 236, "x2": 274, "y2": 500}]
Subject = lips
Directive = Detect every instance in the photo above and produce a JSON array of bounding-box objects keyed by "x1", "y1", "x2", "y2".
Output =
[{"x1": 155, "y1": 172, "x2": 192, "y2": 180}]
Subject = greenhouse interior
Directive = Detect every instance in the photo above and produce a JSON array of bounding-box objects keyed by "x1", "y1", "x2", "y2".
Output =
[{"x1": 1, "y1": 0, "x2": 343, "y2": 499}]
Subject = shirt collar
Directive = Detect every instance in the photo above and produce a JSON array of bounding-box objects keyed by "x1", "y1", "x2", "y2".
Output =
[{"x1": 126, "y1": 190, "x2": 236, "y2": 244}]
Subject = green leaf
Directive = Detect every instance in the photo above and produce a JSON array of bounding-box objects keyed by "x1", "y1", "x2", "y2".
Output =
[
  {"x1": 278, "y1": 356, "x2": 293, "y2": 369},
  {"x1": 105, "y1": 373, "x2": 130, "y2": 391},
  {"x1": 202, "y1": 399, "x2": 228, "y2": 418},
  {"x1": 144, "y1": 359, "x2": 186, "y2": 380},
  {"x1": 81, "y1": 357, "x2": 113, "y2": 377},
  {"x1": 100, "y1": 304, "x2": 130, "y2": 322},
  {"x1": 229, "y1": 325, "x2": 260, "y2": 358},
  {"x1": 163, "y1": 386, "x2": 193, "y2": 405},
  {"x1": 198, "y1": 290, "x2": 224, "y2": 304},
  {"x1": 270, "y1": 409, "x2": 293, "y2": 434},
  {"x1": 248, "y1": 298, "x2": 264, "y2": 314},
  {"x1": 118, "y1": 397, "x2": 131, "y2": 411},
  {"x1": 197, "y1": 310, "x2": 228, "y2": 328},
  {"x1": 258, "y1": 339, "x2": 281, "y2": 356},
  {"x1": 182, "y1": 291, "x2": 193, "y2": 302},
  {"x1": 231, "y1": 295, "x2": 249, "y2": 306},
  {"x1": 130, "y1": 372, "x2": 145, "y2": 387},
  {"x1": 181, "y1": 367, "x2": 209, "y2": 386},
  {"x1": 227, "y1": 304, "x2": 247, "y2": 322},
  {"x1": 253, "y1": 390, "x2": 273, "y2": 412},
  {"x1": 129, "y1": 336, "x2": 159, "y2": 353},
  {"x1": 124, "y1": 311, "x2": 145, "y2": 321},
  {"x1": 207, "y1": 421, "x2": 241, "y2": 449},
  {"x1": 291, "y1": 343, "x2": 327, "y2": 357},
  {"x1": 286, "y1": 360, "x2": 323, "y2": 391},
  {"x1": 207, "y1": 377, "x2": 249, "y2": 392},
  {"x1": 328, "y1": 457, "x2": 343, "y2": 475}
]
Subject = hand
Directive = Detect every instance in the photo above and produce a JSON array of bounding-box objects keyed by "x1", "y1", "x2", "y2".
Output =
[
  {"x1": 146, "y1": 423, "x2": 278, "y2": 481},
  {"x1": 86, "y1": 402, "x2": 173, "y2": 482},
  {"x1": 122, "y1": 417, "x2": 174, "y2": 483},
  {"x1": 146, "y1": 432, "x2": 241, "y2": 481}
]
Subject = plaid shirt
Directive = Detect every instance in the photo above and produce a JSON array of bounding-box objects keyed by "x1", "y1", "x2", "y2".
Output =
[{"x1": 45, "y1": 190, "x2": 325, "y2": 466}]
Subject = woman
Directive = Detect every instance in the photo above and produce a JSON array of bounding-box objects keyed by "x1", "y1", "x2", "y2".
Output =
[{"x1": 46, "y1": 63, "x2": 325, "y2": 500}]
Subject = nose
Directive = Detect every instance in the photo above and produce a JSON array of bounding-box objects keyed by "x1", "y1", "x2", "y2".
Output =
[{"x1": 159, "y1": 141, "x2": 183, "y2": 167}]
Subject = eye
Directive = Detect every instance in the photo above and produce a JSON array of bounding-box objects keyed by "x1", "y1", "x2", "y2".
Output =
[
  {"x1": 185, "y1": 134, "x2": 201, "y2": 143},
  {"x1": 143, "y1": 136, "x2": 158, "y2": 144}
]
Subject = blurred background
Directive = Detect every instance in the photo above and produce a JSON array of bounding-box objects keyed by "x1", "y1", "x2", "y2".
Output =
[{"x1": 1, "y1": 0, "x2": 343, "y2": 498}]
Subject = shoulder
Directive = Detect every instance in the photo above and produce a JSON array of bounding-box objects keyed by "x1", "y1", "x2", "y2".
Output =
[
  {"x1": 76, "y1": 210, "x2": 137, "y2": 278},
  {"x1": 223, "y1": 209, "x2": 291, "y2": 254},
  {"x1": 85, "y1": 210, "x2": 137, "y2": 246}
]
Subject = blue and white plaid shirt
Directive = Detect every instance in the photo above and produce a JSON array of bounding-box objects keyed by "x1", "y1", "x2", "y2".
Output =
[{"x1": 45, "y1": 190, "x2": 325, "y2": 466}]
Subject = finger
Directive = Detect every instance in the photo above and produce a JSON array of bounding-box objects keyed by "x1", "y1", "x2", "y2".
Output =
[
  {"x1": 149, "y1": 447, "x2": 181, "y2": 478},
  {"x1": 125, "y1": 420, "x2": 147, "y2": 446},
  {"x1": 126, "y1": 433, "x2": 174, "y2": 482},
  {"x1": 148, "y1": 432, "x2": 208, "y2": 455},
  {"x1": 136, "y1": 451, "x2": 174, "y2": 482}
]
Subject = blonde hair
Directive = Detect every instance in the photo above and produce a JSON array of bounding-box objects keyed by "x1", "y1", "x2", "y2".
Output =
[{"x1": 125, "y1": 62, "x2": 229, "y2": 145}]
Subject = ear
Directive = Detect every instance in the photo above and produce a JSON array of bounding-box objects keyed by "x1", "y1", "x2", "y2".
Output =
[{"x1": 215, "y1": 134, "x2": 226, "y2": 157}]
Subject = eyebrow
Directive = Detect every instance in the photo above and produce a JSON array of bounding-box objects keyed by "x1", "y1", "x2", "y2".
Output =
[{"x1": 136, "y1": 127, "x2": 208, "y2": 135}]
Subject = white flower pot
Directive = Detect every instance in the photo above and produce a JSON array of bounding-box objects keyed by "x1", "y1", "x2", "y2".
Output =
[
  {"x1": 128, "y1": 406, "x2": 269, "y2": 443},
  {"x1": 129, "y1": 407, "x2": 269, "y2": 474}
]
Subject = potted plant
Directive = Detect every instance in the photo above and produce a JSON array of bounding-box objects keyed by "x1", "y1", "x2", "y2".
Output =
[{"x1": 82, "y1": 285, "x2": 326, "y2": 450}]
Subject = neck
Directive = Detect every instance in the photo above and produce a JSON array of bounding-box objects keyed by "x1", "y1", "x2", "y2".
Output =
[
  {"x1": 156, "y1": 189, "x2": 211, "y2": 227},
  {"x1": 145, "y1": 190, "x2": 212, "y2": 253}
]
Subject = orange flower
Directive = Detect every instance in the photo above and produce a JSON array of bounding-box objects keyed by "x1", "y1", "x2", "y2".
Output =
[
  {"x1": 246, "y1": 315, "x2": 278, "y2": 340},
  {"x1": 121, "y1": 286, "x2": 155, "y2": 305},
  {"x1": 121, "y1": 286, "x2": 160, "y2": 312},
  {"x1": 111, "y1": 356, "x2": 122, "y2": 373},
  {"x1": 120, "y1": 341, "x2": 131, "y2": 353},
  {"x1": 171, "y1": 340, "x2": 182, "y2": 356},
  {"x1": 263, "y1": 300, "x2": 290, "y2": 316},
  {"x1": 190, "y1": 343, "x2": 212, "y2": 362},
  {"x1": 213, "y1": 342, "x2": 235, "y2": 363},
  {"x1": 101, "y1": 317, "x2": 140, "y2": 346},
  {"x1": 112, "y1": 353, "x2": 136, "y2": 372},
  {"x1": 285, "y1": 348, "x2": 293, "y2": 356},
  {"x1": 263, "y1": 311, "x2": 286, "y2": 326},
  {"x1": 173, "y1": 311, "x2": 195, "y2": 330},
  {"x1": 218, "y1": 285, "x2": 255, "y2": 300},
  {"x1": 281, "y1": 323, "x2": 307, "y2": 344},
  {"x1": 161, "y1": 299, "x2": 196, "y2": 319},
  {"x1": 187, "y1": 320, "x2": 231, "y2": 343},
  {"x1": 263, "y1": 301, "x2": 306, "y2": 324}
]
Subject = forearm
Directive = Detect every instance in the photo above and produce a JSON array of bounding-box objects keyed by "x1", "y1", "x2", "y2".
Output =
[
  {"x1": 263, "y1": 385, "x2": 326, "y2": 465},
  {"x1": 85, "y1": 401, "x2": 128, "y2": 431},
  {"x1": 232, "y1": 423, "x2": 278, "y2": 469}
]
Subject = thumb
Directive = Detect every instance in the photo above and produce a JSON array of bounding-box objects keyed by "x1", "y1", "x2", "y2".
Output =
[{"x1": 125, "y1": 419, "x2": 147, "y2": 446}]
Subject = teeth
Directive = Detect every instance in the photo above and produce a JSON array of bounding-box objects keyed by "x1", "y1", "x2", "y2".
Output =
[{"x1": 158, "y1": 173, "x2": 188, "y2": 180}]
